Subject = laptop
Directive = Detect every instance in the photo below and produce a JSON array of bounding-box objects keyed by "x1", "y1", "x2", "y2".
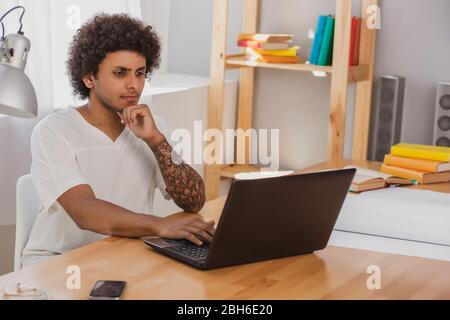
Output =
[{"x1": 144, "y1": 168, "x2": 356, "y2": 270}]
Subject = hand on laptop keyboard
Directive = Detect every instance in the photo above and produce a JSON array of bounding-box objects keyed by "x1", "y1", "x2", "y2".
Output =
[{"x1": 155, "y1": 214, "x2": 216, "y2": 246}]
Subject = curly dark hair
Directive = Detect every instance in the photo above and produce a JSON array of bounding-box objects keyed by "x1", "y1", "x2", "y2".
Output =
[{"x1": 66, "y1": 13, "x2": 161, "y2": 99}]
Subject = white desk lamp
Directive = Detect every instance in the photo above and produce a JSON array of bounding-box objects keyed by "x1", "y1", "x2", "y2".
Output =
[{"x1": 0, "y1": 6, "x2": 37, "y2": 118}]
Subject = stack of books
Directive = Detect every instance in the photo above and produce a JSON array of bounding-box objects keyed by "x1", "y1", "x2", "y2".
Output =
[
  {"x1": 309, "y1": 15, "x2": 361, "y2": 66},
  {"x1": 381, "y1": 143, "x2": 450, "y2": 184},
  {"x1": 238, "y1": 33, "x2": 300, "y2": 64}
]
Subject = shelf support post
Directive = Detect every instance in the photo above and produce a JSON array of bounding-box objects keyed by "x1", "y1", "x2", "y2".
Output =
[
  {"x1": 351, "y1": 0, "x2": 378, "y2": 160},
  {"x1": 328, "y1": 0, "x2": 353, "y2": 162},
  {"x1": 236, "y1": 0, "x2": 259, "y2": 166},
  {"x1": 205, "y1": 0, "x2": 229, "y2": 200}
]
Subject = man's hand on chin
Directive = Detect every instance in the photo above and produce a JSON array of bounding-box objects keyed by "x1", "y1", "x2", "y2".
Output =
[{"x1": 116, "y1": 104, "x2": 165, "y2": 149}]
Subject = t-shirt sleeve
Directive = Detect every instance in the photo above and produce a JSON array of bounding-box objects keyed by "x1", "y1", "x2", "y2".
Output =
[{"x1": 30, "y1": 123, "x2": 88, "y2": 211}]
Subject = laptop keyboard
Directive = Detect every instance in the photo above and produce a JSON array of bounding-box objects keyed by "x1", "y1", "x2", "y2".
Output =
[{"x1": 169, "y1": 242, "x2": 209, "y2": 260}]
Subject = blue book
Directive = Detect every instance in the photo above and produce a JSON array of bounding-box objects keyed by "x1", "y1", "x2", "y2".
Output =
[
  {"x1": 317, "y1": 16, "x2": 335, "y2": 66},
  {"x1": 309, "y1": 15, "x2": 327, "y2": 65}
]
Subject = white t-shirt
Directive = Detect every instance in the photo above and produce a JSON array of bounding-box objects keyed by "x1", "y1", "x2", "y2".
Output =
[{"x1": 22, "y1": 106, "x2": 170, "y2": 266}]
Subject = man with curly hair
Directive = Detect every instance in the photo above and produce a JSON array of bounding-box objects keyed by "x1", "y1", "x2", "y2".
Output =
[{"x1": 22, "y1": 13, "x2": 213, "y2": 267}]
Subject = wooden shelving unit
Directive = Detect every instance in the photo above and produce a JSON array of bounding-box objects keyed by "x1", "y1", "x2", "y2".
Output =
[{"x1": 205, "y1": 0, "x2": 378, "y2": 200}]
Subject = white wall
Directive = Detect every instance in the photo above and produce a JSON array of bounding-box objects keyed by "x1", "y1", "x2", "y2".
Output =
[
  {"x1": 140, "y1": 0, "x2": 171, "y2": 72},
  {"x1": 166, "y1": 0, "x2": 243, "y2": 78},
  {"x1": 156, "y1": 0, "x2": 450, "y2": 169}
]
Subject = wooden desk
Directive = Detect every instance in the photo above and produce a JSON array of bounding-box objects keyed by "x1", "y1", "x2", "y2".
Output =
[{"x1": 1, "y1": 161, "x2": 449, "y2": 299}]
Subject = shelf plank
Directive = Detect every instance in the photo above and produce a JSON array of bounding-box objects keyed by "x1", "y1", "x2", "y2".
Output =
[
  {"x1": 227, "y1": 55, "x2": 369, "y2": 83},
  {"x1": 226, "y1": 55, "x2": 333, "y2": 73},
  {"x1": 220, "y1": 164, "x2": 262, "y2": 179}
]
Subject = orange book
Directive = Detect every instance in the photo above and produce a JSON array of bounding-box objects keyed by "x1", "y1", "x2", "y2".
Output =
[
  {"x1": 251, "y1": 54, "x2": 300, "y2": 64},
  {"x1": 380, "y1": 164, "x2": 450, "y2": 184},
  {"x1": 384, "y1": 154, "x2": 450, "y2": 173}
]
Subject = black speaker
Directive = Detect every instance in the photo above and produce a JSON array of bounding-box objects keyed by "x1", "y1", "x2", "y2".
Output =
[
  {"x1": 433, "y1": 82, "x2": 450, "y2": 147},
  {"x1": 368, "y1": 76, "x2": 406, "y2": 161}
]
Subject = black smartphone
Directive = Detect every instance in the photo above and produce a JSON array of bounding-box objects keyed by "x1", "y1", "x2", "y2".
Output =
[{"x1": 88, "y1": 280, "x2": 127, "y2": 300}]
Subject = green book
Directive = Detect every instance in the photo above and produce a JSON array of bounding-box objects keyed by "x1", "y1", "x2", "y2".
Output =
[{"x1": 317, "y1": 16, "x2": 335, "y2": 66}]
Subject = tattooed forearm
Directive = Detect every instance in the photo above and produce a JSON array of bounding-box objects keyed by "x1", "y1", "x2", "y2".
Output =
[{"x1": 151, "y1": 139, "x2": 206, "y2": 213}]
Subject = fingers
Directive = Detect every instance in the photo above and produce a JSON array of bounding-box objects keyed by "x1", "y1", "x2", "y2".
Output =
[
  {"x1": 183, "y1": 218, "x2": 216, "y2": 246},
  {"x1": 182, "y1": 232, "x2": 204, "y2": 246},
  {"x1": 160, "y1": 215, "x2": 216, "y2": 246},
  {"x1": 119, "y1": 106, "x2": 135, "y2": 127},
  {"x1": 186, "y1": 226, "x2": 214, "y2": 243},
  {"x1": 130, "y1": 108, "x2": 146, "y2": 126},
  {"x1": 120, "y1": 105, "x2": 150, "y2": 127},
  {"x1": 193, "y1": 220, "x2": 216, "y2": 238},
  {"x1": 123, "y1": 106, "x2": 136, "y2": 127}
]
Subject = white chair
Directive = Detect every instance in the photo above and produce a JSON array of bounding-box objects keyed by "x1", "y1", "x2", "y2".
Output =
[{"x1": 14, "y1": 174, "x2": 40, "y2": 270}]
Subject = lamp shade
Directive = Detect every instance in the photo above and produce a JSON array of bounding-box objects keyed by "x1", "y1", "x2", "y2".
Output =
[
  {"x1": 0, "y1": 33, "x2": 37, "y2": 118},
  {"x1": 0, "y1": 64, "x2": 37, "y2": 118}
]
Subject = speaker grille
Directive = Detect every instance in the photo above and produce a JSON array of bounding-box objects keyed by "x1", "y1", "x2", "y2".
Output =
[
  {"x1": 379, "y1": 109, "x2": 392, "y2": 123},
  {"x1": 377, "y1": 129, "x2": 391, "y2": 144},
  {"x1": 439, "y1": 94, "x2": 450, "y2": 110},
  {"x1": 438, "y1": 116, "x2": 450, "y2": 131},
  {"x1": 434, "y1": 83, "x2": 450, "y2": 147},
  {"x1": 381, "y1": 88, "x2": 394, "y2": 102},
  {"x1": 369, "y1": 76, "x2": 405, "y2": 161},
  {"x1": 436, "y1": 137, "x2": 450, "y2": 147}
]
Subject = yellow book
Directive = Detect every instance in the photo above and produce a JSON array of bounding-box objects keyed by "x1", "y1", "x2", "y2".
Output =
[
  {"x1": 238, "y1": 33, "x2": 293, "y2": 42},
  {"x1": 247, "y1": 46, "x2": 300, "y2": 57},
  {"x1": 390, "y1": 143, "x2": 450, "y2": 162}
]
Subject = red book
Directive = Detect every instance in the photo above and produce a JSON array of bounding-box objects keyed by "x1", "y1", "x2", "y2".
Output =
[
  {"x1": 353, "y1": 17, "x2": 361, "y2": 66},
  {"x1": 349, "y1": 17, "x2": 357, "y2": 66},
  {"x1": 349, "y1": 17, "x2": 362, "y2": 66}
]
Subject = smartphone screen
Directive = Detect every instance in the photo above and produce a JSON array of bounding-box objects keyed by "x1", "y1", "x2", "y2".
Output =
[{"x1": 89, "y1": 280, "x2": 127, "y2": 300}]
